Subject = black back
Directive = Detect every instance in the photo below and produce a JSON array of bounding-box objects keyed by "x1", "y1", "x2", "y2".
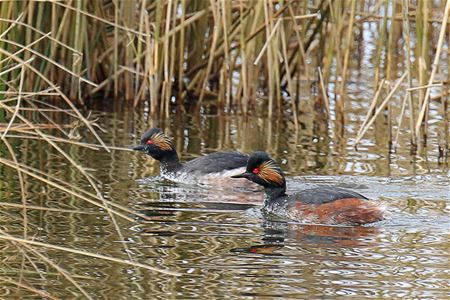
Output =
[
  {"x1": 183, "y1": 151, "x2": 249, "y2": 174},
  {"x1": 288, "y1": 186, "x2": 368, "y2": 205}
]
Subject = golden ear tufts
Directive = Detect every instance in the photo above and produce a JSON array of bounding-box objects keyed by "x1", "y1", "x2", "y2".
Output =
[
  {"x1": 258, "y1": 160, "x2": 284, "y2": 186},
  {"x1": 151, "y1": 132, "x2": 173, "y2": 151}
]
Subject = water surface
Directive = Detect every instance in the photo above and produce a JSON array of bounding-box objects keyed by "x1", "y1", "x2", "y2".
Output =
[{"x1": 1, "y1": 110, "x2": 448, "y2": 299}]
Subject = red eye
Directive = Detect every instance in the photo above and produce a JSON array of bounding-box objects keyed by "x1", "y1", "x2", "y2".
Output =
[
  {"x1": 252, "y1": 167, "x2": 260, "y2": 174},
  {"x1": 146, "y1": 139, "x2": 153, "y2": 145}
]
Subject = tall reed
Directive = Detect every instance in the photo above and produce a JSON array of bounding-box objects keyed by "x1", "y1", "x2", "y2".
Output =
[{"x1": 0, "y1": 0, "x2": 448, "y2": 148}]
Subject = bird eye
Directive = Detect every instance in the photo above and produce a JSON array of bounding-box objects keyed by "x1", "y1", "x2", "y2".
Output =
[
  {"x1": 252, "y1": 167, "x2": 260, "y2": 174},
  {"x1": 146, "y1": 139, "x2": 154, "y2": 145}
]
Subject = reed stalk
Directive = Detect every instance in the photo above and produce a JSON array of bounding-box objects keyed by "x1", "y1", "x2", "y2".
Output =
[
  {"x1": 354, "y1": 72, "x2": 407, "y2": 146},
  {"x1": 0, "y1": 233, "x2": 181, "y2": 276},
  {"x1": 337, "y1": 0, "x2": 356, "y2": 120},
  {"x1": 414, "y1": 0, "x2": 450, "y2": 141},
  {"x1": 401, "y1": 0, "x2": 416, "y2": 146}
]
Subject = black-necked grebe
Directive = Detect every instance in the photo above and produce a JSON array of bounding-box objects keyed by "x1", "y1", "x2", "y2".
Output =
[
  {"x1": 232, "y1": 151, "x2": 385, "y2": 225},
  {"x1": 132, "y1": 128, "x2": 255, "y2": 186}
]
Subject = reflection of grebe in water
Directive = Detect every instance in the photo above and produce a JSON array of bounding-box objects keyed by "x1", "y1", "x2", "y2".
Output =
[
  {"x1": 230, "y1": 221, "x2": 381, "y2": 255},
  {"x1": 137, "y1": 175, "x2": 263, "y2": 207}
]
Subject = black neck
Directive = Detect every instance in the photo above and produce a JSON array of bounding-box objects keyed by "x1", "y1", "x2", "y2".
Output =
[
  {"x1": 263, "y1": 185, "x2": 287, "y2": 205},
  {"x1": 159, "y1": 151, "x2": 182, "y2": 174}
]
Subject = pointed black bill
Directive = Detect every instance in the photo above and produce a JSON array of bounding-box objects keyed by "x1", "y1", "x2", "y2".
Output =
[
  {"x1": 231, "y1": 172, "x2": 251, "y2": 179},
  {"x1": 131, "y1": 145, "x2": 145, "y2": 151}
]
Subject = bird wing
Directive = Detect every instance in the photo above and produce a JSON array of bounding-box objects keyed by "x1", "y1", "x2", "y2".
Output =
[
  {"x1": 291, "y1": 186, "x2": 369, "y2": 205},
  {"x1": 183, "y1": 151, "x2": 249, "y2": 174}
]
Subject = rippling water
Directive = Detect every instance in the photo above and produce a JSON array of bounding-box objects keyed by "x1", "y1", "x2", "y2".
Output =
[{"x1": 1, "y1": 109, "x2": 448, "y2": 299}]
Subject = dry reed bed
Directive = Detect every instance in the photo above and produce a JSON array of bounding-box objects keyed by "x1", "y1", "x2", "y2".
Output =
[
  {"x1": 0, "y1": 4, "x2": 182, "y2": 294},
  {"x1": 0, "y1": 1, "x2": 447, "y2": 148},
  {"x1": 0, "y1": 67, "x2": 178, "y2": 299},
  {"x1": 0, "y1": 99, "x2": 177, "y2": 297},
  {"x1": 0, "y1": 0, "x2": 449, "y2": 297}
]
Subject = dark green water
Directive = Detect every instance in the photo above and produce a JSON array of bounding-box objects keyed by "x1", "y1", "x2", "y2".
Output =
[{"x1": 1, "y1": 108, "x2": 448, "y2": 299}]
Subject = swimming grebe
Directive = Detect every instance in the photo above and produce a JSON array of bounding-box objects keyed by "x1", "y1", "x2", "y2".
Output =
[
  {"x1": 232, "y1": 151, "x2": 385, "y2": 225},
  {"x1": 132, "y1": 128, "x2": 255, "y2": 186}
]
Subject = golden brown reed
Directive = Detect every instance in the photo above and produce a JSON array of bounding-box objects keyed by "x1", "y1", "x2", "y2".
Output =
[{"x1": 0, "y1": 0, "x2": 447, "y2": 150}]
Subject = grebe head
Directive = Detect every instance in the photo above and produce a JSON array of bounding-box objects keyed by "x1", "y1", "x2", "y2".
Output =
[
  {"x1": 132, "y1": 128, "x2": 176, "y2": 161},
  {"x1": 231, "y1": 151, "x2": 285, "y2": 189}
]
